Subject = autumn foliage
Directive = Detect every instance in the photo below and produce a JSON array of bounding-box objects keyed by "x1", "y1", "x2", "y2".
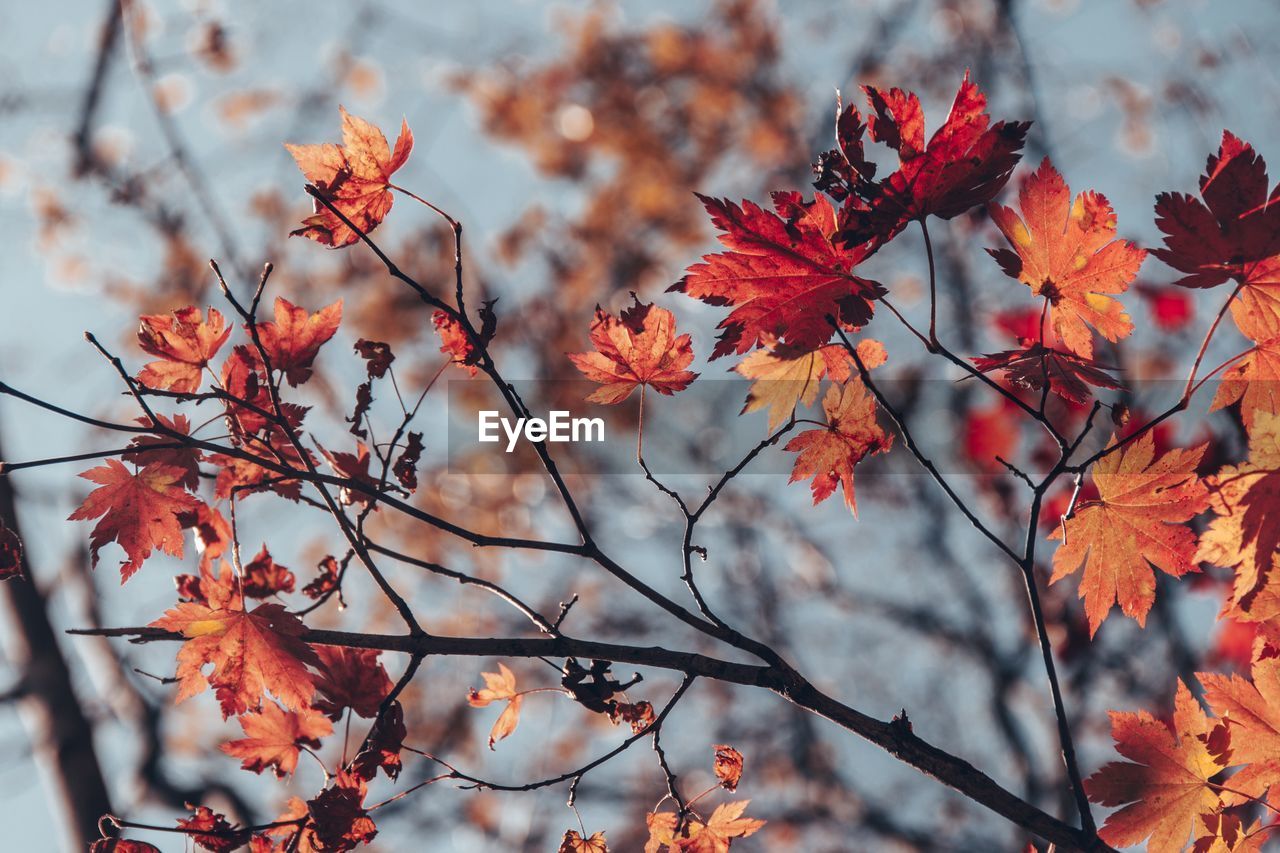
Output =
[{"x1": 7, "y1": 62, "x2": 1280, "y2": 853}]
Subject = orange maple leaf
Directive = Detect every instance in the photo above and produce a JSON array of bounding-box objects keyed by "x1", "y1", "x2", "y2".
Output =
[
  {"x1": 987, "y1": 158, "x2": 1144, "y2": 358},
  {"x1": 255, "y1": 297, "x2": 343, "y2": 386},
  {"x1": 1191, "y1": 811, "x2": 1267, "y2": 853},
  {"x1": 136, "y1": 306, "x2": 232, "y2": 393},
  {"x1": 559, "y1": 830, "x2": 609, "y2": 852},
  {"x1": 150, "y1": 600, "x2": 319, "y2": 718},
  {"x1": 568, "y1": 298, "x2": 698, "y2": 404},
  {"x1": 467, "y1": 662, "x2": 524, "y2": 749},
  {"x1": 69, "y1": 460, "x2": 202, "y2": 582},
  {"x1": 1194, "y1": 412, "x2": 1280, "y2": 616},
  {"x1": 1086, "y1": 681, "x2": 1227, "y2": 853},
  {"x1": 713, "y1": 744, "x2": 744, "y2": 792},
  {"x1": 675, "y1": 801, "x2": 766, "y2": 853},
  {"x1": 221, "y1": 700, "x2": 332, "y2": 778},
  {"x1": 784, "y1": 380, "x2": 892, "y2": 516},
  {"x1": 1201, "y1": 658, "x2": 1280, "y2": 809},
  {"x1": 1049, "y1": 432, "x2": 1209, "y2": 635},
  {"x1": 1211, "y1": 338, "x2": 1280, "y2": 430},
  {"x1": 734, "y1": 339, "x2": 884, "y2": 431},
  {"x1": 286, "y1": 106, "x2": 412, "y2": 247}
]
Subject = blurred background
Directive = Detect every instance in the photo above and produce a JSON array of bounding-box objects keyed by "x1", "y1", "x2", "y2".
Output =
[{"x1": 2, "y1": 0, "x2": 1279, "y2": 850}]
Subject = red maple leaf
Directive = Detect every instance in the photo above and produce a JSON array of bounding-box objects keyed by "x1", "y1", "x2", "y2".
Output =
[
  {"x1": 568, "y1": 298, "x2": 698, "y2": 404},
  {"x1": 987, "y1": 158, "x2": 1144, "y2": 358},
  {"x1": 1153, "y1": 131, "x2": 1280, "y2": 341},
  {"x1": 973, "y1": 343, "x2": 1123, "y2": 405},
  {"x1": 784, "y1": 380, "x2": 892, "y2": 516},
  {"x1": 832, "y1": 72, "x2": 1029, "y2": 245},
  {"x1": 221, "y1": 701, "x2": 332, "y2": 778},
  {"x1": 674, "y1": 192, "x2": 883, "y2": 358},
  {"x1": 307, "y1": 771, "x2": 377, "y2": 852},
  {"x1": 241, "y1": 545, "x2": 296, "y2": 598},
  {"x1": 433, "y1": 301, "x2": 497, "y2": 375},
  {"x1": 69, "y1": 460, "x2": 202, "y2": 582},
  {"x1": 303, "y1": 555, "x2": 342, "y2": 600},
  {"x1": 176, "y1": 805, "x2": 249, "y2": 853},
  {"x1": 136, "y1": 306, "x2": 232, "y2": 394},
  {"x1": 123, "y1": 413, "x2": 202, "y2": 490},
  {"x1": 353, "y1": 338, "x2": 394, "y2": 378},
  {"x1": 286, "y1": 106, "x2": 413, "y2": 248},
  {"x1": 150, "y1": 600, "x2": 319, "y2": 717},
  {"x1": 313, "y1": 645, "x2": 393, "y2": 720},
  {"x1": 255, "y1": 297, "x2": 343, "y2": 386},
  {"x1": 350, "y1": 700, "x2": 406, "y2": 782}
]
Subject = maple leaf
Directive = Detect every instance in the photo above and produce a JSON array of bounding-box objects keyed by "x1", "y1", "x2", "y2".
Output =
[
  {"x1": 286, "y1": 106, "x2": 412, "y2": 248},
  {"x1": 1086, "y1": 681, "x2": 1227, "y2": 853},
  {"x1": 784, "y1": 380, "x2": 892, "y2": 516},
  {"x1": 560, "y1": 830, "x2": 609, "y2": 853},
  {"x1": 241, "y1": 545, "x2": 296, "y2": 598},
  {"x1": 136, "y1": 306, "x2": 232, "y2": 393},
  {"x1": 221, "y1": 701, "x2": 332, "y2": 778},
  {"x1": 1210, "y1": 337, "x2": 1280, "y2": 430},
  {"x1": 645, "y1": 812, "x2": 679, "y2": 853},
  {"x1": 735, "y1": 339, "x2": 884, "y2": 431},
  {"x1": 176, "y1": 805, "x2": 250, "y2": 853},
  {"x1": 255, "y1": 297, "x2": 342, "y2": 386},
  {"x1": 1192, "y1": 811, "x2": 1267, "y2": 853},
  {"x1": 90, "y1": 841, "x2": 161, "y2": 853},
  {"x1": 987, "y1": 158, "x2": 1143, "y2": 358},
  {"x1": 1195, "y1": 412, "x2": 1280, "y2": 614},
  {"x1": 835, "y1": 72, "x2": 1029, "y2": 244},
  {"x1": 468, "y1": 662, "x2": 524, "y2": 749},
  {"x1": 675, "y1": 800, "x2": 766, "y2": 852},
  {"x1": 568, "y1": 298, "x2": 698, "y2": 404},
  {"x1": 973, "y1": 343, "x2": 1123, "y2": 405},
  {"x1": 353, "y1": 338, "x2": 394, "y2": 378},
  {"x1": 123, "y1": 413, "x2": 202, "y2": 490},
  {"x1": 150, "y1": 600, "x2": 319, "y2": 717},
  {"x1": 303, "y1": 555, "x2": 341, "y2": 600},
  {"x1": 0, "y1": 520, "x2": 23, "y2": 581},
  {"x1": 675, "y1": 192, "x2": 884, "y2": 359},
  {"x1": 210, "y1": 448, "x2": 307, "y2": 504},
  {"x1": 175, "y1": 560, "x2": 240, "y2": 611},
  {"x1": 713, "y1": 744, "x2": 744, "y2": 792},
  {"x1": 1201, "y1": 658, "x2": 1280, "y2": 810},
  {"x1": 69, "y1": 460, "x2": 202, "y2": 582},
  {"x1": 1153, "y1": 131, "x2": 1280, "y2": 340},
  {"x1": 312, "y1": 645, "x2": 392, "y2": 720},
  {"x1": 307, "y1": 771, "x2": 377, "y2": 852},
  {"x1": 318, "y1": 441, "x2": 375, "y2": 506},
  {"x1": 350, "y1": 700, "x2": 406, "y2": 781},
  {"x1": 608, "y1": 700, "x2": 655, "y2": 734},
  {"x1": 1049, "y1": 433, "x2": 1209, "y2": 635},
  {"x1": 392, "y1": 431, "x2": 424, "y2": 491},
  {"x1": 433, "y1": 301, "x2": 497, "y2": 376}
]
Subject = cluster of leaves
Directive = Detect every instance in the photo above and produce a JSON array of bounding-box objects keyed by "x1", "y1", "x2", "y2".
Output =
[
  {"x1": 13, "y1": 65, "x2": 1280, "y2": 850},
  {"x1": 563, "y1": 76, "x2": 1280, "y2": 851}
]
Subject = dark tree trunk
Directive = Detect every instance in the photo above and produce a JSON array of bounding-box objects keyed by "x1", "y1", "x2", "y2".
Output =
[{"x1": 0, "y1": 432, "x2": 113, "y2": 850}]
